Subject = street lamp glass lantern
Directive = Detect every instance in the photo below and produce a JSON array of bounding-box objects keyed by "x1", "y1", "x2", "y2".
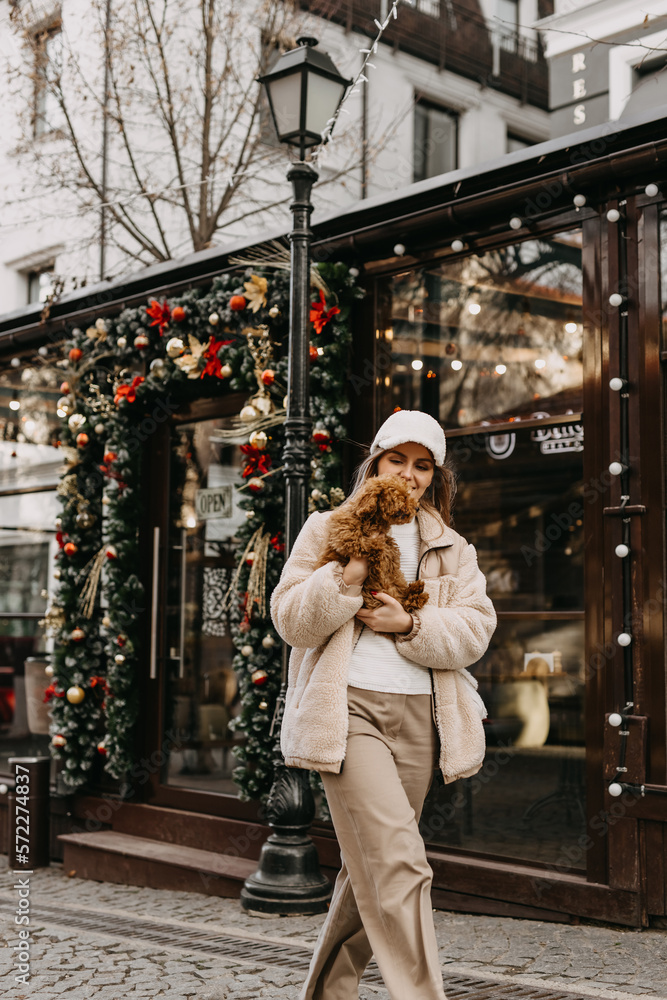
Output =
[{"x1": 259, "y1": 38, "x2": 351, "y2": 159}]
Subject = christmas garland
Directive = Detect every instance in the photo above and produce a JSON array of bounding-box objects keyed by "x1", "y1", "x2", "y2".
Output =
[{"x1": 43, "y1": 262, "x2": 362, "y2": 794}]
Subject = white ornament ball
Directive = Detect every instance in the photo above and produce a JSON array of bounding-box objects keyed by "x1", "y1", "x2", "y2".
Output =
[
  {"x1": 134, "y1": 333, "x2": 149, "y2": 349},
  {"x1": 116, "y1": 336, "x2": 127, "y2": 350},
  {"x1": 240, "y1": 404, "x2": 260, "y2": 423},
  {"x1": 95, "y1": 423, "x2": 105, "y2": 434},
  {"x1": 245, "y1": 510, "x2": 254, "y2": 519},
  {"x1": 607, "y1": 208, "x2": 620, "y2": 223},
  {"x1": 254, "y1": 395, "x2": 272, "y2": 416},
  {"x1": 609, "y1": 292, "x2": 624, "y2": 308},
  {"x1": 208, "y1": 312, "x2": 220, "y2": 325},
  {"x1": 615, "y1": 543, "x2": 629, "y2": 558},
  {"x1": 102, "y1": 615, "x2": 111, "y2": 627},
  {"x1": 262, "y1": 635, "x2": 276, "y2": 648},
  {"x1": 45, "y1": 664, "x2": 54, "y2": 678},
  {"x1": 241, "y1": 644, "x2": 254, "y2": 657},
  {"x1": 166, "y1": 337, "x2": 185, "y2": 358},
  {"x1": 220, "y1": 364, "x2": 233, "y2": 378},
  {"x1": 102, "y1": 495, "x2": 110, "y2": 506},
  {"x1": 609, "y1": 712, "x2": 623, "y2": 727},
  {"x1": 311, "y1": 489, "x2": 322, "y2": 501},
  {"x1": 617, "y1": 632, "x2": 632, "y2": 646},
  {"x1": 68, "y1": 413, "x2": 86, "y2": 431},
  {"x1": 53, "y1": 569, "x2": 61, "y2": 580},
  {"x1": 249, "y1": 430, "x2": 268, "y2": 449},
  {"x1": 114, "y1": 653, "x2": 126, "y2": 665},
  {"x1": 269, "y1": 305, "x2": 280, "y2": 318},
  {"x1": 608, "y1": 782, "x2": 624, "y2": 797}
]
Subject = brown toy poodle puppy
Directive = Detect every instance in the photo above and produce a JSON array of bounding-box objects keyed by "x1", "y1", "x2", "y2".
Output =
[{"x1": 317, "y1": 474, "x2": 429, "y2": 616}]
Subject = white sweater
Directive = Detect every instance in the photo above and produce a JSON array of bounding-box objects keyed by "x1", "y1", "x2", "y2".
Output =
[{"x1": 347, "y1": 518, "x2": 432, "y2": 695}]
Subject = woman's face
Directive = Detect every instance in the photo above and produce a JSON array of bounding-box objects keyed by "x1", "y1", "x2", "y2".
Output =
[{"x1": 376, "y1": 441, "x2": 435, "y2": 502}]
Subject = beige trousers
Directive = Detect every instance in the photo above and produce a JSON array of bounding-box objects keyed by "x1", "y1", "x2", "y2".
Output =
[{"x1": 300, "y1": 685, "x2": 446, "y2": 1000}]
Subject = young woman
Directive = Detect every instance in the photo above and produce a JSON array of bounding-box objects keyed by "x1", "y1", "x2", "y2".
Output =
[{"x1": 270, "y1": 409, "x2": 496, "y2": 1000}]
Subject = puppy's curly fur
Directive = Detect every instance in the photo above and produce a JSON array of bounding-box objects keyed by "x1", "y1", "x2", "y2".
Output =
[{"x1": 317, "y1": 474, "x2": 429, "y2": 616}]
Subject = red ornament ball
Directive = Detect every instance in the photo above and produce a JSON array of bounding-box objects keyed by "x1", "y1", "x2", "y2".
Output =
[
  {"x1": 134, "y1": 333, "x2": 150, "y2": 350},
  {"x1": 71, "y1": 627, "x2": 85, "y2": 642},
  {"x1": 261, "y1": 369, "x2": 275, "y2": 386},
  {"x1": 309, "y1": 344, "x2": 318, "y2": 361},
  {"x1": 97, "y1": 742, "x2": 108, "y2": 755},
  {"x1": 229, "y1": 295, "x2": 247, "y2": 311},
  {"x1": 103, "y1": 450, "x2": 118, "y2": 464},
  {"x1": 106, "y1": 545, "x2": 118, "y2": 560},
  {"x1": 60, "y1": 381, "x2": 70, "y2": 394},
  {"x1": 52, "y1": 734, "x2": 67, "y2": 748},
  {"x1": 171, "y1": 306, "x2": 186, "y2": 322},
  {"x1": 117, "y1": 634, "x2": 126, "y2": 647},
  {"x1": 76, "y1": 432, "x2": 89, "y2": 448},
  {"x1": 247, "y1": 477, "x2": 264, "y2": 493},
  {"x1": 239, "y1": 619, "x2": 251, "y2": 634},
  {"x1": 312, "y1": 429, "x2": 330, "y2": 444},
  {"x1": 69, "y1": 347, "x2": 83, "y2": 362},
  {"x1": 251, "y1": 669, "x2": 269, "y2": 686},
  {"x1": 64, "y1": 542, "x2": 78, "y2": 556}
]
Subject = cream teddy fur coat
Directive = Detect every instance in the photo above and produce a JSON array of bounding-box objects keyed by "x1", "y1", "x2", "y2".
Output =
[{"x1": 270, "y1": 505, "x2": 497, "y2": 784}]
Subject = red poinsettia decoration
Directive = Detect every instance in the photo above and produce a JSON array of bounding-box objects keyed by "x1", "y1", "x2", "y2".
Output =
[
  {"x1": 114, "y1": 375, "x2": 145, "y2": 406},
  {"x1": 270, "y1": 533, "x2": 285, "y2": 554},
  {"x1": 310, "y1": 289, "x2": 340, "y2": 335},
  {"x1": 146, "y1": 299, "x2": 171, "y2": 335},
  {"x1": 98, "y1": 452, "x2": 128, "y2": 493},
  {"x1": 43, "y1": 683, "x2": 65, "y2": 703},
  {"x1": 90, "y1": 676, "x2": 109, "y2": 695},
  {"x1": 200, "y1": 335, "x2": 234, "y2": 379},
  {"x1": 240, "y1": 443, "x2": 272, "y2": 479}
]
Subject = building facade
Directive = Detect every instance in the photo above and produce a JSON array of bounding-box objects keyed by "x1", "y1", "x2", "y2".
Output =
[{"x1": 1, "y1": 105, "x2": 667, "y2": 927}]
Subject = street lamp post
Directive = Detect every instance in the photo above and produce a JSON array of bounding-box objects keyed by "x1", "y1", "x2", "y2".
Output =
[{"x1": 240, "y1": 39, "x2": 350, "y2": 914}]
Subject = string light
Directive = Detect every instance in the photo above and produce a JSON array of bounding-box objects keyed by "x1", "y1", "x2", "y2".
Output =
[
  {"x1": 615, "y1": 543, "x2": 630, "y2": 558},
  {"x1": 495, "y1": 364, "x2": 506, "y2": 375},
  {"x1": 534, "y1": 358, "x2": 546, "y2": 369},
  {"x1": 394, "y1": 243, "x2": 406, "y2": 256},
  {"x1": 608, "y1": 461, "x2": 625, "y2": 476},
  {"x1": 565, "y1": 322, "x2": 578, "y2": 333},
  {"x1": 451, "y1": 360, "x2": 462, "y2": 371},
  {"x1": 451, "y1": 239, "x2": 465, "y2": 252},
  {"x1": 609, "y1": 377, "x2": 626, "y2": 391},
  {"x1": 645, "y1": 183, "x2": 659, "y2": 197},
  {"x1": 607, "y1": 208, "x2": 621, "y2": 222},
  {"x1": 411, "y1": 359, "x2": 423, "y2": 371},
  {"x1": 609, "y1": 292, "x2": 624, "y2": 307},
  {"x1": 573, "y1": 194, "x2": 586, "y2": 208},
  {"x1": 467, "y1": 302, "x2": 481, "y2": 315},
  {"x1": 509, "y1": 216, "x2": 523, "y2": 230}
]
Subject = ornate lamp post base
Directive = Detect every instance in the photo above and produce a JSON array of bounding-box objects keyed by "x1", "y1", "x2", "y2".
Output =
[{"x1": 240, "y1": 765, "x2": 331, "y2": 914}]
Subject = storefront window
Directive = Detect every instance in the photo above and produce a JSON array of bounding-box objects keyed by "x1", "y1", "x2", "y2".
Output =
[
  {"x1": 379, "y1": 231, "x2": 583, "y2": 428},
  {"x1": 0, "y1": 356, "x2": 62, "y2": 774},
  {"x1": 379, "y1": 231, "x2": 586, "y2": 866},
  {"x1": 162, "y1": 417, "x2": 246, "y2": 795}
]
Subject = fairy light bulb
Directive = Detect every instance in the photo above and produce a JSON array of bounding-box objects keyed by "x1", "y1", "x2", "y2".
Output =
[
  {"x1": 609, "y1": 377, "x2": 625, "y2": 391},
  {"x1": 609, "y1": 293, "x2": 624, "y2": 308},
  {"x1": 608, "y1": 782, "x2": 624, "y2": 797},
  {"x1": 609, "y1": 713, "x2": 623, "y2": 727},
  {"x1": 617, "y1": 632, "x2": 632, "y2": 647},
  {"x1": 607, "y1": 209, "x2": 620, "y2": 222},
  {"x1": 608, "y1": 461, "x2": 624, "y2": 476},
  {"x1": 615, "y1": 543, "x2": 629, "y2": 558}
]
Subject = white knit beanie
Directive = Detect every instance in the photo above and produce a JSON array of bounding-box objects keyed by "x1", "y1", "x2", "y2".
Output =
[{"x1": 369, "y1": 410, "x2": 446, "y2": 467}]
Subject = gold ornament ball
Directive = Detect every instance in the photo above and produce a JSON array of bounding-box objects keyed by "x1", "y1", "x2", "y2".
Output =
[
  {"x1": 102, "y1": 615, "x2": 111, "y2": 627},
  {"x1": 68, "y1": 413, "x2": 86, "y2": 431},
  {"x1": 240, "y1": 644, "x2": 254, "y2": 657},
  {"x1": 116, "y1": 335, "x2": 127, "y2": 350},
  {"x1": 53, "y1": 569, "x2": 61, "y2": 580},
  {"x1": 114, "y1": 653, "x2": 126, "y2": 665},
  {"x1": 262, "y1": 635, "x2": 276, "y2": 648},
  {"x1": 166, "y1": 336, "x2": 185, "y2": 358},
  {"x1": 95, "y1": 423, "x2": 105, "y2": 434},
  {"x1": 208, "y1": 312, "x2": 220, "y2": 325},
  {"x1": 269, "y1": 305, "x2": 280, "y2": 318},
  {"x1": 86, "y1": 325, "x2": 98, "y2": 340},
  {"x1": 76, "y1": 510, "x2": 96, "y2": 529},
  {"x1": 102, "y1": 495, "x2": 110, "y2": 506},
  {"x1": 311, "y1": 489, "x2": 322, "y2": 501},
  {"x1": 259, "y1": 699, "x2": 269, "y2": 710},
  {"x1": 52, "y1": 734, "x2": 67, "y2": 748},
  {"x1": 240, "y1": 404, "x2": 260, "y2": 423},
  {"x1": 71, "y1": 627, "x2": 86, "y2": 642},
  {"x1": 249, "y1": 430, "x2": 268, "y2": 450},
  {"x1": 55, "y1": 516, "x2": 62, "y2": 529},
  {"x1": 134, "y1": 333, "x2": 150, "y2": 349},
  {"x1": 245, "y1": 510, "x2": 254, "y2": 519},
  {"x1": 220, "y1": 364, "x2": 233, "y2": 378},
  {"x1": 66, "y1": 685, "x2": 85, "y2": 704},
  {"x1": 251, "y1": 668, "x2": 269, "y2": 686},
  {"x1": 254, "y1": 395, "x2": 272, "y2": 416},
  {"x1": 57, "y1": 396, "x2": 72, "y2": 415},
  {"x1": 283, "y1": 395, "x2": 288, "y2": 409},
  {"x1": 45, "y1": 664, "x2": 54, "y2": 677},
  {"x1": 247, "y1": 477, "x2": 264, "y2": 493}
]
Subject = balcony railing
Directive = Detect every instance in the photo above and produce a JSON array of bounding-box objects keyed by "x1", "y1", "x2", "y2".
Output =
[{"x1": 300, "y1": 0, "x2": 549, "y2": 109}]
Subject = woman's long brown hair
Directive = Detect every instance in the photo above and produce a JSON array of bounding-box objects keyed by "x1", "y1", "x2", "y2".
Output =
[{"x1": 347, "y1": 450, "x2": 457, "y2": 526}]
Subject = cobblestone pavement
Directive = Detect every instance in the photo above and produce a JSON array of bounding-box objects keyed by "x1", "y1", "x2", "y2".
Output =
[{"x1": 0, "y1": 865, "x2": 666, "y2": 999}]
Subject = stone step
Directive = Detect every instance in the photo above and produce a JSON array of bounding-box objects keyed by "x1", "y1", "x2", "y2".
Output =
[{"x1": 59, "y1": 829, "x2": 257, "y2": 898}]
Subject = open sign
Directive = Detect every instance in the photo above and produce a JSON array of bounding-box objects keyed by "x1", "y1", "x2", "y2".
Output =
[{"x1": 195, "y1": 486, "x2": 233, "y2": 521}]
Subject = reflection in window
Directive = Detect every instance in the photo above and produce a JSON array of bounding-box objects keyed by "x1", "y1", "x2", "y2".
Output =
[
  {"x1": 163, "y1": 418, "x2": 246, "y2": 795},
  {"x1": 33, "y1": 24, "x2": 63, "y2": 138},
  {"x1": 380, "y1": 231, "x2": 583, "y2": 428}
]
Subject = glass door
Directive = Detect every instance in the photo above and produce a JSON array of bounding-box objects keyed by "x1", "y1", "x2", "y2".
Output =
[
  {"x1": 160, "y1": 415, "x2": 246, "y2": 796},
  {"x1": 378, "y1": 229, "x2": 586, "y2": 865}
]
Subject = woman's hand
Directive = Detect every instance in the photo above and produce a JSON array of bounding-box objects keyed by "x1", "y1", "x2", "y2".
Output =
[
  {"x1": 342, "y1": 556, "x2": 370, "y2": 587},
  {"x1": 356, "y1": 592, "x2": 413, "y2": 634}
]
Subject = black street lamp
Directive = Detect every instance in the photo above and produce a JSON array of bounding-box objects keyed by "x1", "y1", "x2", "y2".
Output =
[{"x1": 240, "y1": 39, "x2": 350, "y2": 914}]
